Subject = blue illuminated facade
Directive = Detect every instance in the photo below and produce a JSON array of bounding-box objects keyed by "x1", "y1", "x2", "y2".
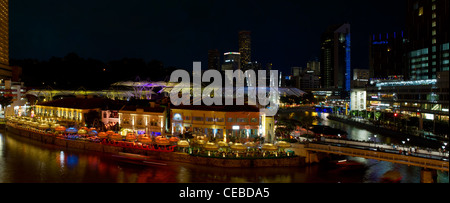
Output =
[
  {"x1": 320, "y1": 23, "x2": 351, "y2": 99},
  {"x1": 345, "y1": 33, "x2": 351, "y2": 92}
]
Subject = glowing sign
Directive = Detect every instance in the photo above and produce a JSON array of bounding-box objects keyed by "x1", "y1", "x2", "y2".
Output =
[{"x1": 224, "y1": 52, "x2": 240, "y2": 55}]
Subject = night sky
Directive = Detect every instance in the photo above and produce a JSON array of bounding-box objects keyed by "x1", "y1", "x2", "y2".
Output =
[{"x1": 9, "y1": 0, "x2": 406, "y2": 74}]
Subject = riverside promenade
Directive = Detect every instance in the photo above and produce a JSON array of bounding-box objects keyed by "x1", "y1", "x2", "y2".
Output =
[{"x1": 5, "y1": 123, "x2": 305, "y2": 168}]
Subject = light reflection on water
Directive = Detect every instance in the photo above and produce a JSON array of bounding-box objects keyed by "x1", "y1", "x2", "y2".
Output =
[{"x1": 1, "y1": 128, "x2": 448, "y2": 183}]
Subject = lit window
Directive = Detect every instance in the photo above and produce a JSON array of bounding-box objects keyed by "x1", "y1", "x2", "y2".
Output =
[
  {"x1": 443, "y1": 43, "x2": 449, "y2": 51},
  {"x1": 418, "y1": 7, "x2": 424, "y2": 16}
]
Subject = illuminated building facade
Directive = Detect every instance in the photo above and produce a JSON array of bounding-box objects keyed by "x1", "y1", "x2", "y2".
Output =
[
  {"x1": 406, "y1": 0, "x2": 449, "y2": 80},
  {"x1": 239, "y1": 31, "x2": 251, "y2": 70},
  {"x1": 221, "y1": 52, "x2": 241, "y2": 71},
  {"x1": 0, "y1": 80, "x2": 26, "y2": 102},
  {"x1": 33, "y1": 98, "x2": 125, "y2": 125},
  {"x1": 118, "y1": 102, "x2": 166, "y2": 136},
  {"x1": 171, "y1": 105, "x2": 275, "y2": 142},
  {"x1": 320, "y1": 23, "x2": 351, "y2": 98},
  {"x1": 367, "y1": 71, "x2": 449, "y2": 123},
  {"x1": 350, "y1": 89, "x2": 366, "y2": 111},
  {"x1": 0, "y1": 0, "x2": 11, "y2": 79},
  {"x1": 352, "y1": 69, "x2": 370, "y2": 88}
]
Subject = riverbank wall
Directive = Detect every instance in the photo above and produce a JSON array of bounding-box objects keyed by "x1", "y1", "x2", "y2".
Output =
[{"x1": 5, "y1": 125, "x2": 305, "y2": 168}]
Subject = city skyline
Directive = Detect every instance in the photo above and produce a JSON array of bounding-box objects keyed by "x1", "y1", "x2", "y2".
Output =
[{"x1": 9, "y1": 0, "x2": 406, "y2": 74}]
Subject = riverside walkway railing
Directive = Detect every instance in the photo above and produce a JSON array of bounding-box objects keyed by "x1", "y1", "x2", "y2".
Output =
[{"x1": 305, "y1": 143, "x2": 449, "y2": 172}]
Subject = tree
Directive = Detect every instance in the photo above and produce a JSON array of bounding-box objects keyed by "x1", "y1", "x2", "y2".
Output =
[
  {"x1": 375, "y1": 112, "x2": 382, "y2": 120},
  {"x1": 300, "y1": 116, "x2": 315, "y2": 135},
  {"x1": 84, "y1": 110, "x2": 101, "y2": 128},
  {"x1": 0, "y1": 96, "x2": 13, "y2": 111},
  {"x1": 275, "y1": 118, "x2": 299, "y2": 139}
]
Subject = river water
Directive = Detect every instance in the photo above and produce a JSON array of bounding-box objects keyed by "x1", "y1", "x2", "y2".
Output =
[{"x1": 0, "y1": 113, "x2": 448, "y2": 183}]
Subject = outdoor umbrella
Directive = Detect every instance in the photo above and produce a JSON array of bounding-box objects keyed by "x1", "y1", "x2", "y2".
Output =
[
  {"x1": 156, "y1": 137, "x2": 170, "y2": 146},
  {"x1": 126, "y1": 133, "x2": 136, "y2": 141},
  {"x1": 230, "y1": 143, "x2": 247, "y2": 152},
  {"x1": 98, "y1": 132, "x2": 107, "y2": 139},
  {"x1": 66, "y1": 127, "x2": 78, "y2": 134},
  {"x1": 177, "y1": 140, "x2": 190, "y2": 148},
  {"x1": 55, "y1": 126, "x2": 66, "y2": 132},
  {"x1": 275, "y1": 141, "x2": 291, "y2": 149},
  {"x1": 204, "y1": 142, "x2": 219, "y2": 151},
  {"x1": 261, "y1": 143, "x2": 278, "y2": 152},
  {"x1": 78, "y1": 129, "x2": 87, "y2": 135},
  {"x1": 88, "y1": 130, "x2": 98, "y2": 136}
]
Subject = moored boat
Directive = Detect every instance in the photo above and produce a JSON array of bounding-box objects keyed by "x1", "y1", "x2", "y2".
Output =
[{"x1": 310, "y1": 125, "x2": 348, "y2": 139}]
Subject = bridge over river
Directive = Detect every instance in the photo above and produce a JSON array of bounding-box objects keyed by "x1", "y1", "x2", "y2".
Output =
[
  {"x1": 304, "y1": 142, "x2": 448, "y2": 171},
  {"x1": 289, "y1": 139, "x2": 448, "y2": 183}
]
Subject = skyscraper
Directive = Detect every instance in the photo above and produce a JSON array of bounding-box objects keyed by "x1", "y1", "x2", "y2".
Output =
[
  {"x1": 239, "y1": 31, "x2": 251, "y2": 70},
  {"x1": 207, "y1": 49, "x2": 220, "y2": 70},
  {"x1": 320, "y1": 23, "x2": 351, "y2": 95},
  {"x1": 307, "y1": 59, "x2": 321, "y2": 76},
  {"x1": 0, "y1": 0, "x2": 12, "y2": 79},
  {"x1": 369, "y1": 32, "x2": 408, "y2": 79},
  {"x1": 406, "y1": 0, "x2": 449, "y2": 80},
  {"x1": 221, "y1": 52, "x2": 241, "y2": 71}
]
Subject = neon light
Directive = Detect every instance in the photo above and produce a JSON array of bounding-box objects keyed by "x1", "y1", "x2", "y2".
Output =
[
  {"x1": 372, "y1": 41, "x2": 388, "y2": 45},
  {"x1": 224, "y1": 52, "x2": 240, "y2": 55},
  {"x1": 375, "y1": 79, "x2": 437, "y2": 87}
]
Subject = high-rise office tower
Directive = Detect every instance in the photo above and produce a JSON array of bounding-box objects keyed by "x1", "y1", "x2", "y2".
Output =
[
  {"x1": 239, "y1": 31, "x2": 251, "y2": 70},
  {"x1": 369, "y1": 32, "x2": 408, "y2": 79},
  {"x1": 406, "y1": 0, "x2": 449, "y2": 80},
  {"x1": 307, "y1": 60, "x2": 321, "y2": 76},
  {"x1": 320, "y1": 23, "x2": 351, "y2": 94},
  {"x1": 0, "y1": 0, "x2": 12, "y2": 79},
  {"x1": 221, "y1": 52, "x2": 241, "y2": 71},
  {"x1": 208, "y1": 49, "x2": 221, "y2": 70}
]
